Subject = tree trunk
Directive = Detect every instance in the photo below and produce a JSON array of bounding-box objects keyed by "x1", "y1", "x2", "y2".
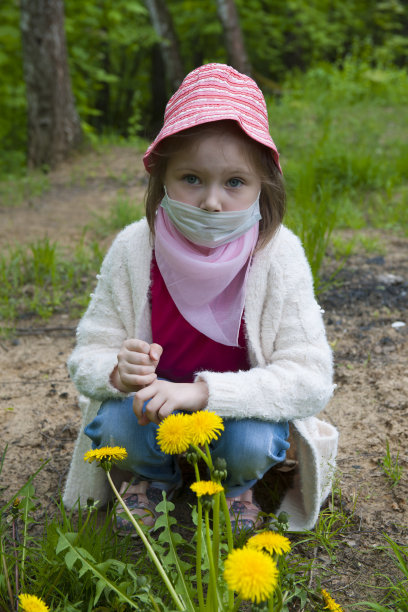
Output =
[
  {"x1": 20, "y1": 0, "x2": 82, "y2": 168},
  {"x1": 215, "y1": 0, "x2": 251, "y2": 76},
  {"x1": 145, "y1": 0, "x2": 184, "y2": 92}
]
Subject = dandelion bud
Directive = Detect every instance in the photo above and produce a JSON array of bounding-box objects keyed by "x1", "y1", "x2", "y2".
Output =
[
  {"x1": 214, "y1": 457, "x2": 227, "y2": 470},
  {"x1": 201, "y1": 496, "x2": 213, "y2": 512},
  {"x1": 11, "y1": 498, "x2": 20, "y2": 518},
  {"x1": 277, "y1": 511, "x2": 289, "y2": 527},
  {"x1": 185, "y1": 446, "x2": 199, "y2": 464},
  {"x1": 212, "y1": 457, "x2": 228, "y2": 481}
]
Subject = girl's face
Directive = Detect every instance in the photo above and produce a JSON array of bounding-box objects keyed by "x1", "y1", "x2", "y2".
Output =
[{"x1": 164, "y1": 129, "x2": 262, "y2": 212}]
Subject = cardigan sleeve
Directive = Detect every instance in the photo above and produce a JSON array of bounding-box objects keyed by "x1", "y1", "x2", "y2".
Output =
[
  {"x1": 67, "y1": 222, "x2": 151, "y2": 401},
  {"x1": 195, "y1": 231, "x2": 334, "y2": 422}
]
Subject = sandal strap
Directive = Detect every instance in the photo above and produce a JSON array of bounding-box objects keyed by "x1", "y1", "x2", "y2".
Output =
[
  {"x1": 116, "y1": 481, "x2": 161, "y2": 529},
  {"x1": 226, "y1": 488, "x2": 263, "y2": 531}
]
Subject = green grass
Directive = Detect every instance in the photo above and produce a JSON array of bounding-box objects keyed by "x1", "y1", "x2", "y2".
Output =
[
  {"x1": 91, "y1": 195, "x2": 145, "y2": 238},
  {"x1": 354, "y1": 535, "x2": 408, "y2": 611},
  {"x1": 1, "y1": 463, "x2": 404, "y2": 611},
  {"x1": 380, "y1": 440, "x2": 404, "y2": 488},
  {"x1": 266, "y1": 58, "x2": 408, "y2": 286},
  {"x1": 0, "y1": 170, "x2": 50, "y2": 207},
  {"x1": 0, "y1": 237, "x2": 103, "y2": 331}
]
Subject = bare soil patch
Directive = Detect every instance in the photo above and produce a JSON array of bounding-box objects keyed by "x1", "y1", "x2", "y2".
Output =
[{"x1": 1, "y1": 148, "x2": 407, "y2": 609}]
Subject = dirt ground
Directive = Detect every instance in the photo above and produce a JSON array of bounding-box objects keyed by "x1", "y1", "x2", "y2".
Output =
[{"x1": 1, "y1": 147, "x2": 407, "y2": 609}]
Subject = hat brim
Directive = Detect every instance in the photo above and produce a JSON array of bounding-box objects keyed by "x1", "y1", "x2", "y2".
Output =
[{"x1": 143, "y1": 114, "x2": 281, "y2": 174}]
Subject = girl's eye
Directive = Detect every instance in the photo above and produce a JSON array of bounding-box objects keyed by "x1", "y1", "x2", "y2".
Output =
[
  {"x1": 227, "y1": 178, "x2": 243, "y2": 188},
  {"x1": 183, "y1": 174, "x2": 199, "y2": 185}
]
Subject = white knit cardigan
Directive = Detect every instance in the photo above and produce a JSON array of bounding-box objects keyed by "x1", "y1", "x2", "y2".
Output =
[{"x1": 64, "y1": 219, "x2": 338, "y2": 531}]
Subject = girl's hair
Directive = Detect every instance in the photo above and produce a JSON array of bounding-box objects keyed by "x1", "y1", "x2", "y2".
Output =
[{"x1": 145, "y1": 120, "x2": 286, "y2": 251}]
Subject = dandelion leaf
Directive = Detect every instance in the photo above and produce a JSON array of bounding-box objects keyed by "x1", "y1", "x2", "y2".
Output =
[
  {"x1": 155, "y1": 497, "x2": 175, "y2": 515},
  {"x1": 56, "y1": 529, "x2": 139, "y2": 609}
]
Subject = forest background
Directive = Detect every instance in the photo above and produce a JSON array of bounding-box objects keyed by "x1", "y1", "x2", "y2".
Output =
[{"x1": 2, "y1": 0, "x2": 408, "y2": 172}]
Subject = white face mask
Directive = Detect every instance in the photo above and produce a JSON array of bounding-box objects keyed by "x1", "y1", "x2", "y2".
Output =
[{"x1": 160, "y1": 188, "x2": 262, "y2": 248}]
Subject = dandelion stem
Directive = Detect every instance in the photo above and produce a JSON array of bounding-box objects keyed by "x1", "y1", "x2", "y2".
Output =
[
  {"x1": 212, "y1": 492, "x2": 220, "y2": 576},
  {"x1": 196, "y1": 500, "x2": 205, "y2": 612},
  {"x1": 204, "y1": 442, "x2": 214, "y2": 471},
  {"x1": 204, "y1": 509, "x2": 218, "y2": 612},
  {"x1": 219, "y1": 489, "x2": 235, "y2": 611},
  {"x1": 193, "y1": 462, "x2": 201, "y2": 483},
  {"x1": 193, "y1": 445, "x2": 211, "y2": 467},
  {"x1": 220, "y1": 492, "x2": 234, "y2": 553},
  {"x1": 1, "y1": 536, "x2": 14, "y2": 611},
  {"x1": 106, "y1": 471, "x2": 185, "y2": 612},
  {"x1": 11, "y1": 519, "x2": 19, "y2": 602}
]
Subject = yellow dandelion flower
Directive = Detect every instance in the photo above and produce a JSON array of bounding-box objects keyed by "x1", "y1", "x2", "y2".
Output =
[
  {"x1": 322, "y1": 589, "x2": 344, "y2": 612},
  {"x1": 84, "y1": 446, "x2": 128, "y2": 463},
  {"x1": 223, "y1": 547, "x2": 279, "y2": 603},
  {"x1": 156, "y1": 413, "x2": 192, "y2": 454},
  {"x1": 19, "y1": 594, "x2": 50, "y2": 612},
  {"x1": 247, "y1": 531, "x2": 291, "y2": 556},
  {"x1": 190, "y1": 481, "x2": 224, "y2": 497},
  {"x1": 188, "y1": 411, "x2": 224, "y2": 446}
]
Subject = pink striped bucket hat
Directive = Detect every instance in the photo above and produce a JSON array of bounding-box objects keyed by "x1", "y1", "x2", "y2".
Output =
[{"x1": 143, "y1": 63, "x2": 281, "y2": 173}]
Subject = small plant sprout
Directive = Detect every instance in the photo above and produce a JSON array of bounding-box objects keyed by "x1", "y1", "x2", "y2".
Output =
[{"x1": 380, "y1": 440, "x2": 403, "y2": 487}]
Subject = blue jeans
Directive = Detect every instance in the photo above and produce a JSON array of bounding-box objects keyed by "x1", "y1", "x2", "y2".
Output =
[{"x1": 84, "y1": 396, "x2": 290, "y2": 497}]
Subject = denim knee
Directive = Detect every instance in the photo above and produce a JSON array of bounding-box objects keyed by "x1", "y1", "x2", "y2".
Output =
[
  {"x1": 210, "y1": 419, "x2": 290, "y2": 495},
  {"x1": 84, "y1": 397, "x2": 181, "y2": 487}
]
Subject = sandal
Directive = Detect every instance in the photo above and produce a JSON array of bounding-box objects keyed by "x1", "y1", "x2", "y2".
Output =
[
  {"x1": 226, "y1": 488, "x2": 263, "y2": 533},
  {"x1": 115, "y1": 481, "x2": 168, "y2": 533}
]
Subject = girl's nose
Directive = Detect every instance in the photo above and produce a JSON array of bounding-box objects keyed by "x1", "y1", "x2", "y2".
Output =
[{"x1": 199, "y1": 187, "x2": 222, "y2": 212}]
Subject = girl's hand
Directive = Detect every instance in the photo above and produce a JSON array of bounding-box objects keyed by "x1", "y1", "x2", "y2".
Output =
[
  {"x1": 132, "y1": 380, "x2": 209, "y2": 425},
  {"x1": 110, "y1": 339, "x2": 163, "y2": 393}
]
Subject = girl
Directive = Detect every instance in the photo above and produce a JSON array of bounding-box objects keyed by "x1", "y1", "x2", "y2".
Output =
[{"x1": 64, "y1": 63, "x2": 338, "y2": 532}]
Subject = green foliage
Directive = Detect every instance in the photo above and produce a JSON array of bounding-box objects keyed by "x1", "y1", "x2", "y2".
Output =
[
  {"x1": 0, "y1": 170, "x2": 50, "y2": 207},
  {"x1": 2, "y1": 0, "x2": 408, "y2": 175},
  {"x1": 169, "y1": 0, "x2": 224, "y2": 71},
  {"x1": 380, "y1": 440, "x2": 403, "y2": 487},
  {"x1": 0, "y1": 238, "x2": 103, "y2": 328},
  {"x1": 237, "y1": 0, "x2": 408, "y2": 82},
  {"x1": 0, "y1": 0, "x2": 27, "y2": 174},
  {"x1": 92, "y1": 195, "x2": 145, "y2": 237},
  {"x1": 0, "y1": 472, "x2": 144, "y2": 611},
  {"x1": 0, "y1": 446, "x2": 404, "y2": 611},
  {"x1": 295, "y1": 485, "x2": 357, "y2": 563},
  {"x1": 64, "y1": 0, "x2": 156, "y2": 138},
  {"x1": 264, "y1": 58, "x2": 408, "y2": 285},
  {"x1": 355, "y1": 535, "x2": 408, "y2": 611}
]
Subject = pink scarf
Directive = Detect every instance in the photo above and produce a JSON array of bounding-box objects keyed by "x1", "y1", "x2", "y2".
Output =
[{"x1": 154, "y1": 207, "x2": 258, "y2": 346}]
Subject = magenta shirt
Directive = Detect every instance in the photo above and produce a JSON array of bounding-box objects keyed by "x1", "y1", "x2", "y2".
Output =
[{"x1": 150, "y1": 254, "x2": 251, "y2": 383}]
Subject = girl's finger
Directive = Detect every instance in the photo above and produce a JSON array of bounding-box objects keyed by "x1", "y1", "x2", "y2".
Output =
[
  {"x1": 124, "y1": 349, "x2": 154, "y2": 366},
  {"x1": 121, "y1": 371, "x2": 157, "y2": 389},
  {"x1": 126, "y1": 363, "x2": 156, "y2": 376},
  {"x1": 124, "y1": 338, "x2": 151, "y2": 354},
  {"x1": 132, "y1": 383, "x2": 157, "y2": 420},
  {"x1": 157, "y1": 402, "x2": 175, "y2": 422},
  {"x1": 143, "y1": 394, "x2": 167, "y2": 424},
  {"x1": 149, "y1": 343, "x2": 163, "y2": 363}
]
